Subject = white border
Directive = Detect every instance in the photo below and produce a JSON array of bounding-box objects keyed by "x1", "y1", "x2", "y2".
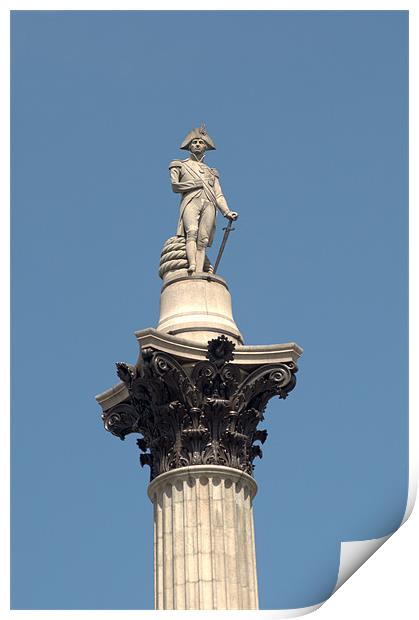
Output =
[{"x1": 4, "y1": 2, "x2": 416, "y2": 619}]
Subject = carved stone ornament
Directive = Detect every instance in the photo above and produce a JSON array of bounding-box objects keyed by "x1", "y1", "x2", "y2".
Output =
[{"x1": 101, "y1": 336, "x2": 297, "y2": 481}]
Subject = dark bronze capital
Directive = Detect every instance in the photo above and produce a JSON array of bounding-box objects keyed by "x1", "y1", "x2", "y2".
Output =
[{"x1": 101, "y1": 336, "x2": 298, "y2": 480}]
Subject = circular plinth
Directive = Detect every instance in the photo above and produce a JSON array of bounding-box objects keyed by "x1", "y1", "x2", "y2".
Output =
[{"x1": 156, "y1": 270, "x2": 243, "y2": 345}]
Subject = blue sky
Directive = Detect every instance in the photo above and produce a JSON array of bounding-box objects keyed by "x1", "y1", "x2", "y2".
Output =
[{"x1": 11, "y1": 10, "x2": 408, "y2": 610}]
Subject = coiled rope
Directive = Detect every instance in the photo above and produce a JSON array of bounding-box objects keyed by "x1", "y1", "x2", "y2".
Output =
[{"x1": 159, "y1": 236, "x2": 213, "y2": 279}]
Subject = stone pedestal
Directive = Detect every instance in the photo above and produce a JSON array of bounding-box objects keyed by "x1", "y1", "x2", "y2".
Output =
[
  {"x1": 157, "y1": 270, "x2": 243, "y2": 345},
  {"x1": 148, "y1": 465, "x2": 258, "y2": 610}
]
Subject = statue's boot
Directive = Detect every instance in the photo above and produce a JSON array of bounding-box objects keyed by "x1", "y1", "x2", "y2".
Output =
[
  {"x1": 186, "y1": 238, "x2": 197, "y2": 274},
  {"x1": 195, "y1": 247, "x2": 206, "y2": 273}
]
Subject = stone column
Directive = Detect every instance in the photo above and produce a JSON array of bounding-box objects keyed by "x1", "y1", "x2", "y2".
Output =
[{"x1": 148, "y1": 465, "x2": 258, "y2": 610}]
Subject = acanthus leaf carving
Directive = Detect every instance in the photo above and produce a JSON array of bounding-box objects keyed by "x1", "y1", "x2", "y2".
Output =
[{"x1": 101, "y1": 336, "x2": 298, "y2": 479}]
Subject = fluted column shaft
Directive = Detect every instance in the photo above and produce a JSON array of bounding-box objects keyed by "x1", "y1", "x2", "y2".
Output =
[{"x1": 147, "y1": 465, "x2": 259, "y2": 610}]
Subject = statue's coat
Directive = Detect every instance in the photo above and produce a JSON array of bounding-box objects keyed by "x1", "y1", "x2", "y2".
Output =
[{"x1": 169, "y1": 157, "x2": 229, "y2": 247}]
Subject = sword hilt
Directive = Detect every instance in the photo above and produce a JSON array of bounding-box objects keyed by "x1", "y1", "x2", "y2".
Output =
[{"x1": 222, "y1": 218, "x2": 235, "y2": 231}]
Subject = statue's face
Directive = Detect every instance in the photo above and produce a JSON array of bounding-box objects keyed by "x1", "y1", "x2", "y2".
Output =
[{"x1": 189, "y1": 138, "x2": 207, "y2": 157}]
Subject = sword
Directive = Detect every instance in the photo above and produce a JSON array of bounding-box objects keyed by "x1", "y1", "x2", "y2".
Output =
[{"x1": 213, "y1": 218, "x2": 236, "y2": 274}]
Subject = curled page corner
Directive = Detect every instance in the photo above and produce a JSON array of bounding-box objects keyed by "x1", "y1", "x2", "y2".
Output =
[
  {"x1": 332, "y1": 534, "x2": 392, "y2": 593},
  {"x1": 332, "y1": 474, "x2": 417, "y2": 595}
]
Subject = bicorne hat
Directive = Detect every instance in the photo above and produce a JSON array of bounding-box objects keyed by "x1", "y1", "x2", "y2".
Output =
[{"x1": 180, "y1": 123, "x2": 216, "y2": 150}]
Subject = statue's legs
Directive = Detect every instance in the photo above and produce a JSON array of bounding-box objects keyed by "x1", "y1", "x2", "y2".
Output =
[
  {"x1": 183, "y1": 205, "x2": 200, "y2": 274},
  {"x1": 196, "y1": 204, "x2": 215, "y2": 273},
  {"x1": 195, "y1": 249, "x2": 205, "y2": 273},
  {"x1": 185, "y1": 230, "x2": 197, "y2": 274}
]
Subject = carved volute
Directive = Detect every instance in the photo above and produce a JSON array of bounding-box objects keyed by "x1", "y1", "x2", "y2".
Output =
[{"x1": 101, "y1": 336, "x2": 297, "y2": 481}]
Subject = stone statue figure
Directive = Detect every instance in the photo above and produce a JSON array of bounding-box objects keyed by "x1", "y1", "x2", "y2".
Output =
[{"x1": 169, "y1": 124, "x2": 238, "y2": 275}]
